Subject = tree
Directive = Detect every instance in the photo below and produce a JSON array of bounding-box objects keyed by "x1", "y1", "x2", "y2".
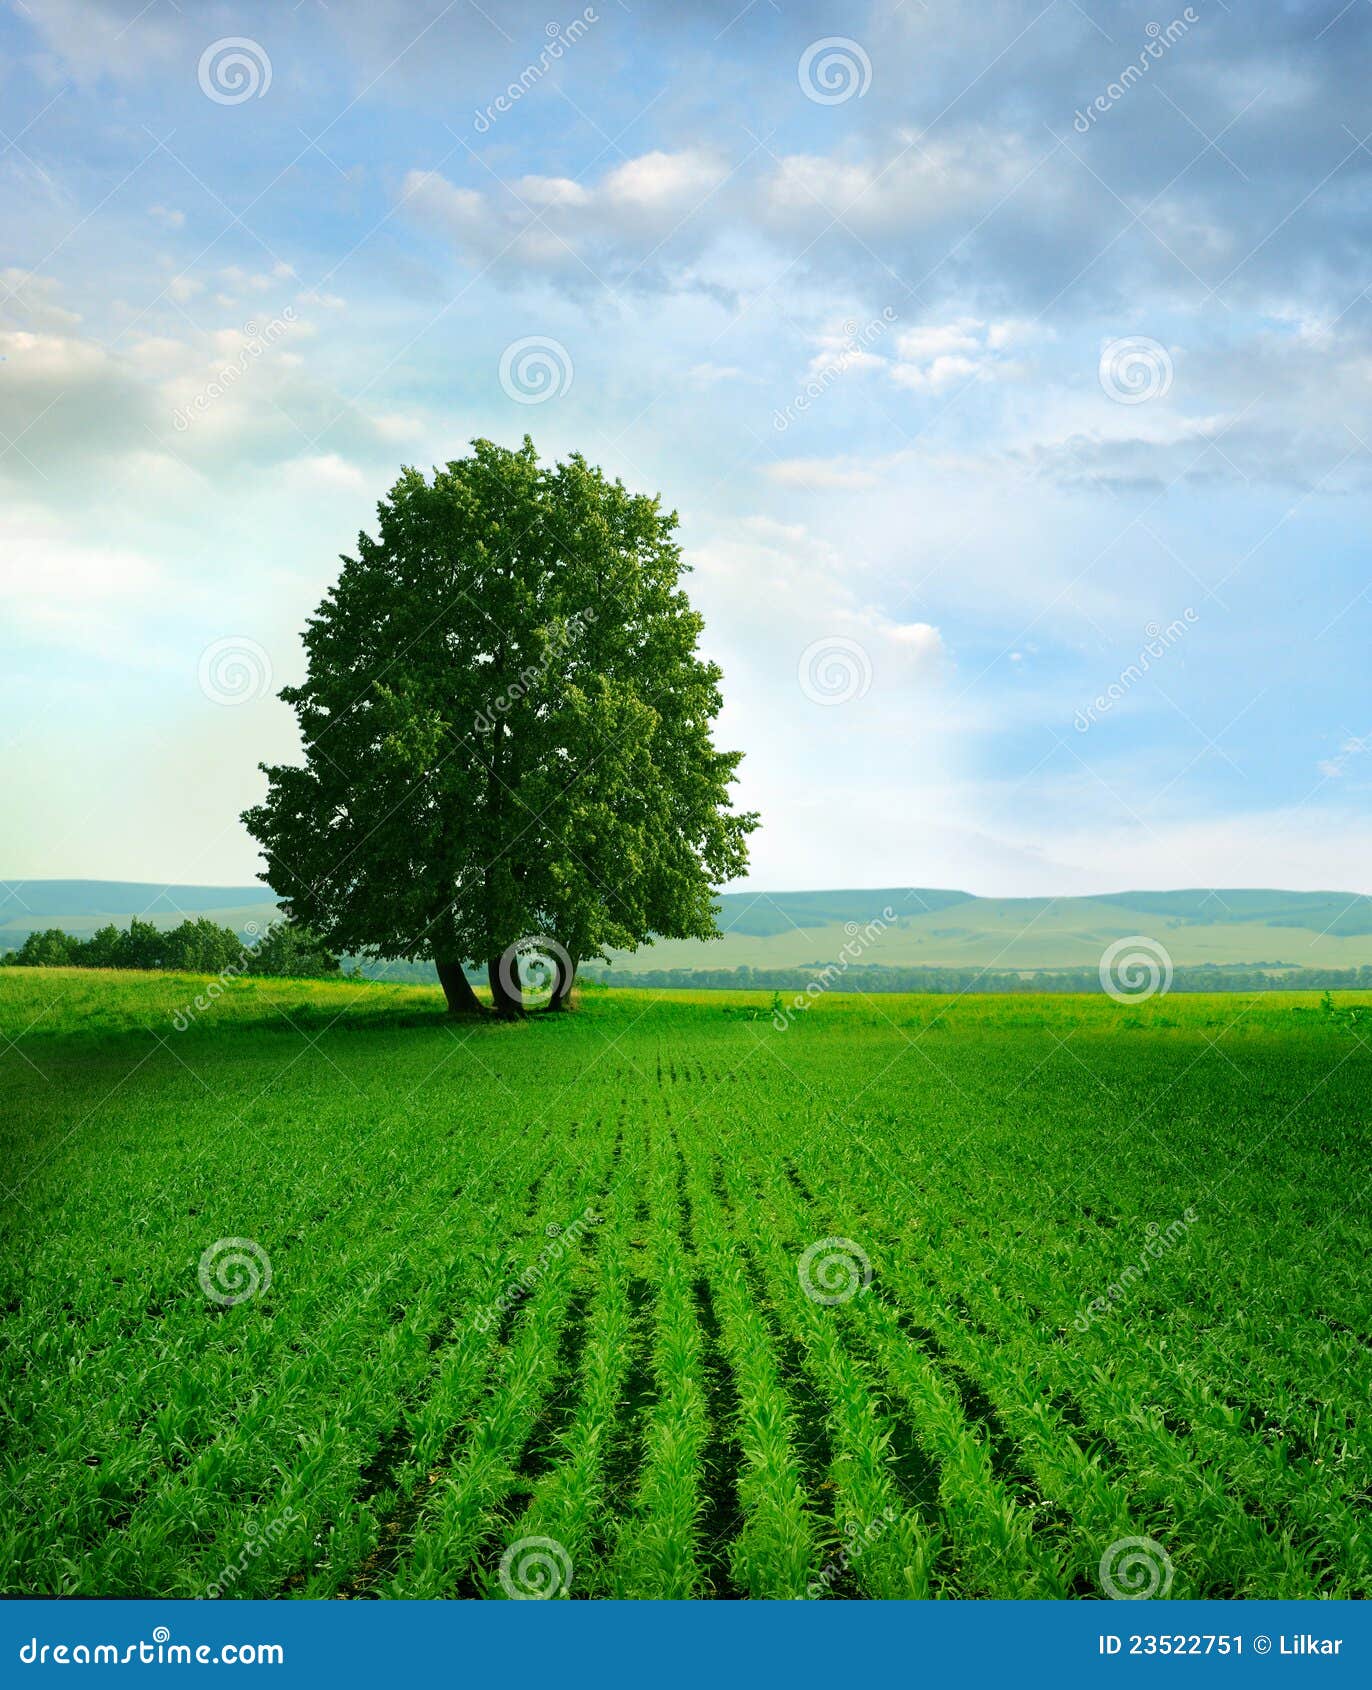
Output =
[
  {"x1": 246, "y1": 920, "x2": 341, "y2": 978},
  {"x1": 243, "y1": 438, "x2": 757, "y2": 1016},
  {"x1": 121, "y1": 918, "x2": 165, "y2": 970},
  {"x1": 13, "y1": 928, "x2": 77, "y2": 967},
  {"x1": 162, "y1": 918, "x2": 246, "y2": 973},
  {"x1": 79, "y1": 924, "x2": 127, "y2": 969}
]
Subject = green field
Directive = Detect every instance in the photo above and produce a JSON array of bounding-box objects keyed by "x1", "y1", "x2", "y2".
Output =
[{"x1": 2, "y1": 969, "x2": 1369, "y2": 1599}]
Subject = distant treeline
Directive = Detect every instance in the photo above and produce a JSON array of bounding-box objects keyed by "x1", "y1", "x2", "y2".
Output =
[
  {"x1": 1, "y1": 918, "x2": 342, "y2": 977},
  {"x1": 9, "y1": 931, "x2": 1372, "y2": 996},
  {"x1": 581, "y1": 963, "x2": 1372, "y2": 994}
]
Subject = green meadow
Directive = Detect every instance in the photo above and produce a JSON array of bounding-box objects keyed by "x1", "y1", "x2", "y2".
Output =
[{"x1": 2, "y1": 969, "x2": 1369, "y2": 1599}]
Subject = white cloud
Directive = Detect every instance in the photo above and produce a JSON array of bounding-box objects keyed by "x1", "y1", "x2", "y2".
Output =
[
  {"x1": 689, "y1": 517, "x2": 946, "y2": 690},
  {"x1": 402, "y1": 170, "x2": 483, "y2": 229},
  {"x1": 765, "y1": 456, "x2": 882, "y2": 490},
  {"x1": 17, "y1": 0, "x2": 181, "y2": 83},
  {"x1": 887, "y1": 620, "x2": 945, "y2": 661},
  {"x1": 602, "y1": 150, "x2": 725, "y2": 208},
  {"x1": 1317, "y1": 736, "x2": 1370, "y2": 780},
  {"x1": 0, "y1": 327, "x2": 107, "y2": 382},
  {"x1": 687, "y1": 362, "x2": 748, "y2": 385},
  {"x1": 373, "y1": 412, "x2": 426, "y2": 441},
  {"x1": 0, "y1": 508, "x2": 161, "y2": 606},
  {"x1": 515, "y1": 175, "x2": 591, "y2": 208},
  {"x1": 765, "y1": 155, "x2": 873, "y2": 217},
  {"x1": 0, "y1": 271, "x2": 82, "y2": 329},
  {"x1": 894, "y1": 322, "x2": 981, "y2": 362},
  {"x1": 762, "y1": 135, "x2": 1033, "y2": 232},
  {"x1": 890, "y1": 352, "x2": 979, "y2": 393},
  {"x1": 219, "y1": 263, "x2": 297, "y2": 295},
  {"x1": 888, "y1": 317, "x2": 1034, "y2": 393},
  {"x1": 401, "y1": 149, "x2": 734, "y2": 288},
  {"x1": 803, "y1": 312, "x2": 896, "y2": 377},
  {"x1": 0, "y1": 506, "x2": 174, "y2": 672},
  {"x1": 280, "y1": 453, "x2": 367, "y2": 491},
  {"x1": 993, "y1": 804, "x2": 1372, "y2": 900}
]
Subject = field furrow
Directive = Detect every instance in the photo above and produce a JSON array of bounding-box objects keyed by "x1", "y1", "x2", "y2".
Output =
[{"x1": 2, "y1": 973, "x2": 1368, "y2": 1600}]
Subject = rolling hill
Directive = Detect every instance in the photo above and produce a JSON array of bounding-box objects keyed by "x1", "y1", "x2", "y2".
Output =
[{"x1": 3, "y1": 880, "x2": 1371, "y2": 976}]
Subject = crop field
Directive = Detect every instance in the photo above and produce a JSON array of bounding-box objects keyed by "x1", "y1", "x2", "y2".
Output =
[{"x1": 1, "y1": 969, "x2": 1369, "y2": 1600}]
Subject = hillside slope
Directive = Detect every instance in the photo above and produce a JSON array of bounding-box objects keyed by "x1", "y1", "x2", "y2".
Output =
[{"x1": 4, "y1": 880, "x2": 1371, "y2": 974}]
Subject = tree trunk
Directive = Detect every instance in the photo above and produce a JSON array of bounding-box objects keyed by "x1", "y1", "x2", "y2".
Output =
[
  {"x1": 487, "y1": 954, "x2": 525, "y2": 1018},
  {"x1": 547, "y1": 951, "x2": 577, "y2": 1012},
  {"x1": 435, "y1": 958, "x2": 485, "y2": 1016}
]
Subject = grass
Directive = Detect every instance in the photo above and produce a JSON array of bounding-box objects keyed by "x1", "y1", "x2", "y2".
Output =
[{"x1": 1, "y1": 967, "x2": 1369, "y2": 1599}]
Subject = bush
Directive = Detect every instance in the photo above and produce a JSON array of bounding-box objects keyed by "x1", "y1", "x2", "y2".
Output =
[
  {"x1": 11, "y1": 929, "x2": 79, "y2": 967},
  {"x1": 245, "y1": 922, "x2": 341, "y2": 978},
  {"x1": 4, "y1": 917, "x2": 341, "y2": 979}
]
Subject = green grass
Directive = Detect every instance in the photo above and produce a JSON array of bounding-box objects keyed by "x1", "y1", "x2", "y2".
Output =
[{"x1": 2, "y1": 968, "x2": 1369, "y2": 1599}]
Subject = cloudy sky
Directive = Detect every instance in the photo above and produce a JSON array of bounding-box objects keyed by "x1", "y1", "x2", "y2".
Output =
[{"x1": 3, "y1": 0, "x2": 1371, "y2": 896}]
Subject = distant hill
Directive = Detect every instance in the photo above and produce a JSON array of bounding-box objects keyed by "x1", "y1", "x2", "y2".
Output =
[
  {"x1": 607, "y1": 886, "x2": 1372, "y2": 975},
  {"x1": 3, "y1": 880, "x2": 1372, "y2": 976},
  {"x1": 0, "y1": 880, "x2": 278, "y2": 945}
]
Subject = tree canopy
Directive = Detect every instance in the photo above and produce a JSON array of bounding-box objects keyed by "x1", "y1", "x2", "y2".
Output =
[
  {"x1": 2, "y1": 917, "x2": 339, "y2": 976},
  {"x1": 242, "y1": 438, "x2": 757, "y2": 1015}
]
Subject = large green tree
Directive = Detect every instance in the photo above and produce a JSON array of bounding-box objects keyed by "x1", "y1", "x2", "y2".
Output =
[{"x1": 243, "y1": 438, "x2": 757, "y2": 1015}]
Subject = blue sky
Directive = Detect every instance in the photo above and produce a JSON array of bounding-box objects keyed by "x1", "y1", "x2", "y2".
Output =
[{"x1": 3, "y1": 0, "x2": 1370, "y2": 894}]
